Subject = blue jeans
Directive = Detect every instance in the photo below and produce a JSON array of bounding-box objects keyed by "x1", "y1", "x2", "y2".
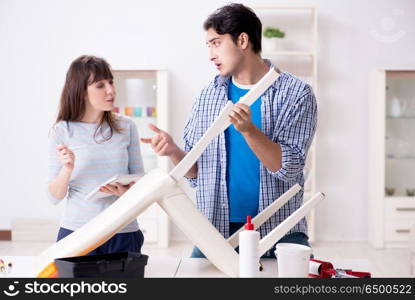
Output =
[
  {"x1": 57, "y1": 227, "x2": 145, "y2": 256},
  {"x1": 190, "y1": 222, "x2": 312, "y2": 258}
]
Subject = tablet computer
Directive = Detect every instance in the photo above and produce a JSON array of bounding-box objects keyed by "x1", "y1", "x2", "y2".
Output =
[{"x1": 85, "y1": 174, "x2": 142, "y2": 201}]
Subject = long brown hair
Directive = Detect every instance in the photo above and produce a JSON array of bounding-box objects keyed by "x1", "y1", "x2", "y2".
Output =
[{"x1": 56, "y1": 55, "x2": 121, "y2": 142}]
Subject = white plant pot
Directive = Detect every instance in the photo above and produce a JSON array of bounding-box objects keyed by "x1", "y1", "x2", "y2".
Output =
[{"x1": 262, "y1": 37, "x2": 285, "y2": 52}]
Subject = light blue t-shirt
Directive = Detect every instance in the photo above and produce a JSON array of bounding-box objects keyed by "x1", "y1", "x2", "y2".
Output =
[
  {"x1": 47, "y1": 114, "x2": 145, "y2": 233},
  {"x1": 225, "y1": 78, "x2": 261, "y2": 222}
]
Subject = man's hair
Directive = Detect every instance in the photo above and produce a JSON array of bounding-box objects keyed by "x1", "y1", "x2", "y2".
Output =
[{"x1": 203, "y1": 3, "x2": 262, "y2": 54}]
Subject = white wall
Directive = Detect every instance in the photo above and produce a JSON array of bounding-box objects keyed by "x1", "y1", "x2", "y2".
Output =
[{"x1": 1, "y1": 0, "x2": 414, "y2": 241}]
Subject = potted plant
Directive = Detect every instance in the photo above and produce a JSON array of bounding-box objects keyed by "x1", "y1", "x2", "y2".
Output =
[{"x1": 262, "y1": 26, "x2": 286, "y2": 51}]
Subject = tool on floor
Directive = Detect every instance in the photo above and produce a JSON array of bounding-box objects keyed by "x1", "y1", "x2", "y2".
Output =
[
  {"x1": 309, "y1": 258, "x2": 371, "y2": 278},
  {"x1": 7, "y1": 262, "x2": 12, "y2": 274},
  {"x1": 0, "y1": 259, "x2": 5, "y2": 274}
]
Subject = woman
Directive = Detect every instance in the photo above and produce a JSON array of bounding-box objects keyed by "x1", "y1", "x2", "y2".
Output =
[{"x1": 48, "y1": 55, "x2": 145, "y2": 255}]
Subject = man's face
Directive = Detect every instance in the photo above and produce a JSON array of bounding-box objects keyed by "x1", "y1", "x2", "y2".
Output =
[{"x1": 206, "y1": 28, "x2": 244, "y2": 77}]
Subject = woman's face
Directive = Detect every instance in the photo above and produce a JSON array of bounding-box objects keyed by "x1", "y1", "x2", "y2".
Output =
[{"x1": 85, "y1": 78, "x2": 116, "y2": 112}]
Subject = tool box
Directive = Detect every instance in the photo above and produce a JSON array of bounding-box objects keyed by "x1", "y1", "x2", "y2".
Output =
[{"x1": 55, "y1": 252, "x2": 148, "y2": 278}]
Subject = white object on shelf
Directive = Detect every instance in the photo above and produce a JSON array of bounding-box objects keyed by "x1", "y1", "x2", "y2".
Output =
[
  {"x1": 389, "y1": 96, "x2": 406, "y2": 118},
  {"x1": 125, "y1": 78, "x2": 156, "y2": 106},
  {"x1": 262, "y1": 37, "x2": 286, "y2": 52}
]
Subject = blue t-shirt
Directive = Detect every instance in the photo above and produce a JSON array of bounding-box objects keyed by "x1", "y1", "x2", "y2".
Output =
[{"x1": 225, "y1": 79, "x2": 261, "y2": 222}]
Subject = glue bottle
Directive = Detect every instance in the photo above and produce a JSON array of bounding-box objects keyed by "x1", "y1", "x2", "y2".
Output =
[{"x1": 239, "y1": 215, "x2": 260, "y2": 277}]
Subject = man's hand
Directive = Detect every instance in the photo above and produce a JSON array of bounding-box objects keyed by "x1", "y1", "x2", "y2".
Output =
[
  {"x1": 229, "y1": 103, "x2": 282, "y2": 172},
  {"x1": 140, "y1": 124, "x2": 180, "y2": 156},
  {"x1": 140, "y1": 123, "x2": 198, "y2": 178},
  {"x1": 228, "y1": 103, "x2": 256, "y2": 133}
]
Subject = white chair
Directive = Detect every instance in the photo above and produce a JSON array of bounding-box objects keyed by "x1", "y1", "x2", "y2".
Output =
[{"x1": 36, "y1": 67, "x2": 324, "y2": 278}]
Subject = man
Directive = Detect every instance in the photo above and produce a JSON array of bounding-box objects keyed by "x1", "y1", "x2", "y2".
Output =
[{"x1": 141, "y1": 3, "x2": 317, "y2": 258}]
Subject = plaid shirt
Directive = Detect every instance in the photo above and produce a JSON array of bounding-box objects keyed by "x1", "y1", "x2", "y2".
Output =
[{"x1": 183, "y1": 60, "x2": 317, "y2": 242}]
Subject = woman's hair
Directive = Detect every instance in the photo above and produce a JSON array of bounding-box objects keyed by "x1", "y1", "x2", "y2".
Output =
[
  {"x1": 203, "y1": 3, "x2": 262, "y2": 54},
  {"x1": 56, "y1": 55, "x2": 121, "y2": 142}
]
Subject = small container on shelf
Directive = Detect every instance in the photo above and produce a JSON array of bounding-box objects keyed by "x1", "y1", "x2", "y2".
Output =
[
  {"x1": 406, "y1": 189, "x2": 415, "y2": 197},
  {"x1": 385, "y1": 187, "x2": 396, "y2": 196},
  {"x1": 146, "y1": 106, "x2": 157, "y2": 117},
  {"x1": 134, "y1": 107, "x2": 143, "y2": 117},
  {"x1": 124, "y1": 106, "x2": 134, "y2": 116}
]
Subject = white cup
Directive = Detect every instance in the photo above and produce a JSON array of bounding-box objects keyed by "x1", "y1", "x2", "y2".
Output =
[{"x1": 275, "y1": 243, "x2": 312, "y2": 277}]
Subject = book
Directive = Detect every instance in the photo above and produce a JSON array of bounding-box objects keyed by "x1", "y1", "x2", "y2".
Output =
[{"x1": 85, "y1": 174, "x2": 142, "y2": 201}]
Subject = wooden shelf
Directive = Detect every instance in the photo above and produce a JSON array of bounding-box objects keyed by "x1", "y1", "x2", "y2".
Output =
[
  {"x1": 385, "y1": 70, "x2": 415, "y2": 79},
  {"x1": 386, "y1": 115, "x2": 415, "y2": 119},
  {"x1": 385, "y1": 196, "x2": 415, "y2": 200},
  {"x1": 254, "y1": 6, "x2": 316, "y2": 11},
  {"x1": 262, "y1": 51, "x2": 314, "y2": 57},
  {"x1": 386, "y1": 155, "x2": 415, "y2": 160}
]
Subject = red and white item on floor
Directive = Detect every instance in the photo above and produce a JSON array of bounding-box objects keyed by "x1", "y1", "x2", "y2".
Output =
[{"x1": 309, "y1": 259, "x2": 371, "y2": 278}]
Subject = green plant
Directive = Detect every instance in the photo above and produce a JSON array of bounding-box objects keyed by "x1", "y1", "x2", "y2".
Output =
[{"x1": 263, "y1": 27, "x2": 285, "y2": 38}]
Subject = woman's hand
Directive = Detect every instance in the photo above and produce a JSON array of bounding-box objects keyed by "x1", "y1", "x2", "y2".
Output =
[
  {"x1": 57, "y1": 145, "x2": 75, "y2": 171},
  {"x1": 99, "y1": 181, "x2": 136, "y2": 197}
]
